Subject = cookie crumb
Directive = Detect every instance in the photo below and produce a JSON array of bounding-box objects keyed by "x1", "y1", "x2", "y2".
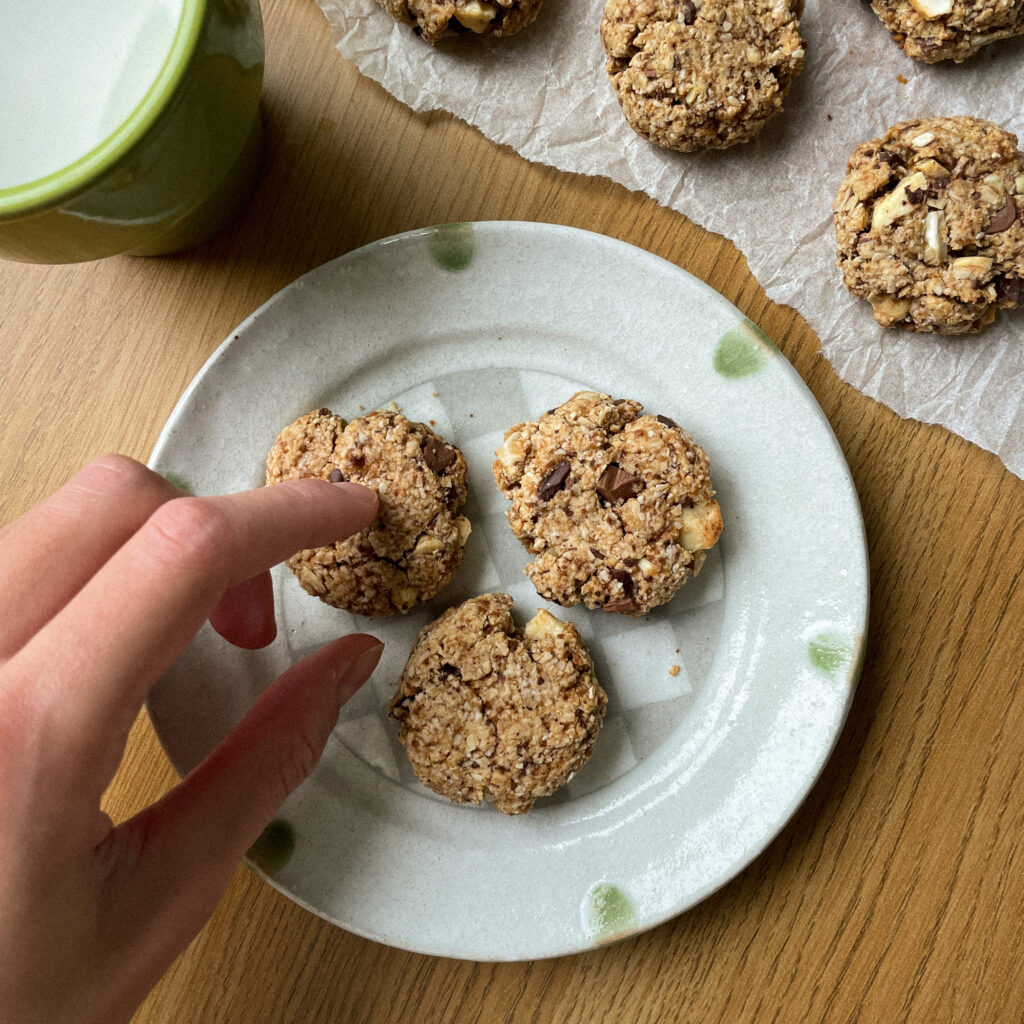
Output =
[{"x1": 668, "y1": 665, "x2": 681, "y2": 677}]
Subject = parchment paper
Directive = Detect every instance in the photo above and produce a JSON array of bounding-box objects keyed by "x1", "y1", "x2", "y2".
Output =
[{"x1": 316, "y1": 0, "x2": 1024, "y2": 478}]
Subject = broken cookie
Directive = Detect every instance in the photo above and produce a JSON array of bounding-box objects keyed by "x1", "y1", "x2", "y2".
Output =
[
  {"x1": 389, "y1": 593, "x2": 607, "y2": 814},
  {"x1": 493, "y1": 391, "x2": 723, "y2": 617},
  {"x1": 834, "y1": 116, "x2": 1024, "y2": 335},
  {"x1": 266, "y1": 408, "x2": 471, "y2": 616}
]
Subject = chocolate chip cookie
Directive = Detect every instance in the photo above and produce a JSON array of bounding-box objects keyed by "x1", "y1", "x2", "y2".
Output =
[
  {"x1": 870, "y1": 0, "x2": 1024, "y2": 63},
  {"x1": 600, "y1": 0, "x2": 805, "y2": 152},
  {"x1": 493, "y1": 391, "x2": 723, "y2": 617},
  {"x1": 834, "y1": 116, "x2": 1024, "y2": 335},
  {"x1": 389, "y1": 593, "x2": 607, "y2": 814},
  {"x1": 376, "y1": 0, "x2": 543, "y2": 43},
  {"x1": 266, "y1": 408, "x2": 471, "y2": 617}
]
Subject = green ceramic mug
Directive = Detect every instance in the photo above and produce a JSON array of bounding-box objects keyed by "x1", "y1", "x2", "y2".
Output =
[{"x1": 0, "y1": 0, "x2": 264, "y2": 264}]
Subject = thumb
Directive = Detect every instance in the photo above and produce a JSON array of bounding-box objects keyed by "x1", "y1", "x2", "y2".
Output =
[{"x1": 102, "y1": 633, "x2": 383, "y2": 972}]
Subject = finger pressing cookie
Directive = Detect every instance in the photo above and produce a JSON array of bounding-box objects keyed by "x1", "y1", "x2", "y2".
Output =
[{"x1": 266, "y1": 408, "x2": 471, "y2": 616}]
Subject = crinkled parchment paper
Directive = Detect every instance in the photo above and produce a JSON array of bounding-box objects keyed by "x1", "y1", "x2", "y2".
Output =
[{"x1": 316, "y1": 0, "x2": 1024, "y2": 478}]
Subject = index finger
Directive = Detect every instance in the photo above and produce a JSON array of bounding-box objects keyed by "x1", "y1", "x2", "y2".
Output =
[{"x1": 6, "y1": 478, "x2": 377, "y2": 793}]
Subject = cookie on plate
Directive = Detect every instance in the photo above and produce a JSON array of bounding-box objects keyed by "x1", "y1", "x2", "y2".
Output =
[
  {"x1": 266, "y1": 408, "x2": 471, "y2": 617},
  {"x1": 600, "y1": 0, "x2": 805, "y2": 152},
  {"x1": 834, "y1": 116, "x2": 1024, "y2": 335},
  {"x1": 493, "y1": 391, "x2": 723, "y2": 617},
  {"x1": 389, "y1": 593, "x2": 607, "y2": 814},
  {"x1": 376, "y1": 0, "x2": 543, "y2": 43},
  {"x1": 869, "y1": 0, "x2": 1024, "y2": 63}
]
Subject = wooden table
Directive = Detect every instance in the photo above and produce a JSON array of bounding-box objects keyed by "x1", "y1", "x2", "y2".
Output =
[{"x1": 3, "y1": 1, "x2": 1023, "y2": 1020}]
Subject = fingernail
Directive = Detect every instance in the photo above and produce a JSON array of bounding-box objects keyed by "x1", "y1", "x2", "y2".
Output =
[
  {"x1": 338, "y1": 640, "x2": 384, "y2": 702},
  {"x1": 333, "y1": 481, "x2": 379, "y2": 526},
  {"x1": 333, "y1": 480, "x2": 377, "y2": 504}
]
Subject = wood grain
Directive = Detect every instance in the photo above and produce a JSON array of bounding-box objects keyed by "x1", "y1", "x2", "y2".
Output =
[{"x1": 1, "y1": 0, "x2": 1022, "y2": 1021}]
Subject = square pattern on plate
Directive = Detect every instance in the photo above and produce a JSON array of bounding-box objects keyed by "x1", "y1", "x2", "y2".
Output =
[{"x1": 276, "y1": 366, "x2": 727, "y2": 808}]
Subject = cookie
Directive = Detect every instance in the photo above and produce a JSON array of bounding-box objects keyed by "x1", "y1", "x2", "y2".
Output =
[
  {"x1": 493, "y1": 391, "x2": 723, "y2": 617},
  {"x1": 834, "y1": 116, "x2": 1024, "y2": 335},
  {"x1": 600, "y1": 0, "x2": 805, "y2": 152},
  {"x1": 870, "y1": 0, "x2": 1024, "y2": 63},
  {"x1": 389, "y1": 594, "x2": 607, "y2": 814},
  {"x1": 266, "y1": 408, "x2": 471, "y2": 617},
  {"x1": 376, "y1": 0, "x2": 543, "y2": 43}
]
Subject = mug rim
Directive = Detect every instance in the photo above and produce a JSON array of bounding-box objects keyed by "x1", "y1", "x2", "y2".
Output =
[{"x1": 0, "y1": 0, "x2": 208, "y2": 219}]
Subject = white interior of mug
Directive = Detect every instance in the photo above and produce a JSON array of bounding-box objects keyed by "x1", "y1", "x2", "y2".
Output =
[{"x1": 0, "y1": 0, "x2": 193, "y2": 201}]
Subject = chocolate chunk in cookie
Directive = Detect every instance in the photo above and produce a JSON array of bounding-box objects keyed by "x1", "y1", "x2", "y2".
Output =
[
  {"x1": 538, "y1": 461, "x2": 571, "y2": 501},
  {"x1": 493, "y1": 391, "x2": 723, "y2": 617}
]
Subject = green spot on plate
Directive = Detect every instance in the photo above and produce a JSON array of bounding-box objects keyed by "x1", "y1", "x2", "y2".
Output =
[
  {"x1": 427, "y1": 222, "x2": 475, "y2": 271},
  {"x1": 809, "y1": 632, "x2": 852, "y2": 675},
  {"x1": 246, "y1": 819, "x2": 295, "y2": 875},
  {"x1": 713, "y1": 319, "x2": 777, "y2": 378},
  {"x1": 585, "y1": 883, "x2": 637, "y2": 941},
  {"x1": 160, "y1": 471, "x2": 193, "y2": 493}
]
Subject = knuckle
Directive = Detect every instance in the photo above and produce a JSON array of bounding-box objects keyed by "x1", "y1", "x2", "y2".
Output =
[
  {"x1": 73, "y1": 454, "x2": 179, "y2": 508},
  {"x1": 273, "y1": 731, "x2": 323, "y2": 798},
  {"x1": 80, "y1": 453, "x2": 153, "y2": 492},
  {"x1": 146, "y1": 496, "x2": 234, "y2": 565}
]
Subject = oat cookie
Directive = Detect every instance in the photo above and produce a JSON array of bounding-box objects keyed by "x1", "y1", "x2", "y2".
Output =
[
  {"x1": 376, "y1": 0, "x2": 542, "y2": 43},
  {"x1": 389, "y1": 594, "x2": 607, "y2": 814},
  {"x1": 870, "y1": 0, "x2": 1024, "y2": 63},
  {"x1": 600, "y1": 0, "x2": 805, "y2": 152},
  {"x1": 834, "y1": 116, "x2": 1024, "y2": 335},
  {"x1": 493, "y1": 391, "x2": 723, "y2": 617},
  {"x1": 266, "y1": 408, "x2": 471, "y2": 617}
]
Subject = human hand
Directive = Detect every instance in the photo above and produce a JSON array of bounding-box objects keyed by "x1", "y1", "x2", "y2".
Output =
[{"x1": 0, "y1": 456, "x2": 383, "y2": 1024}]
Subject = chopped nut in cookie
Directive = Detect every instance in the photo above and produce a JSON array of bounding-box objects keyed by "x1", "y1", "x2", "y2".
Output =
[
  {"x1": 266, "y1": 407, "x2": 471, "y2": 617},
  {"x1": 390, "y1": 594, "x2": 607, "y2": 814},
  {"x1": 493, "y1": 391, "x2": 723, "y2": 616}
]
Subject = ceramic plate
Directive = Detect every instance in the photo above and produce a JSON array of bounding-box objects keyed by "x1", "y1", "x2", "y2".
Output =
[{"x1": 148, "y1": 222, "x2": 868, "y2": 960}]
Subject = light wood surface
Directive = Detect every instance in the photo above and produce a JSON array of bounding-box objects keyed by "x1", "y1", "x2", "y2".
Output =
[{"x1": 2, "y1": 1, "x2": 1023, "y2": 1021}]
